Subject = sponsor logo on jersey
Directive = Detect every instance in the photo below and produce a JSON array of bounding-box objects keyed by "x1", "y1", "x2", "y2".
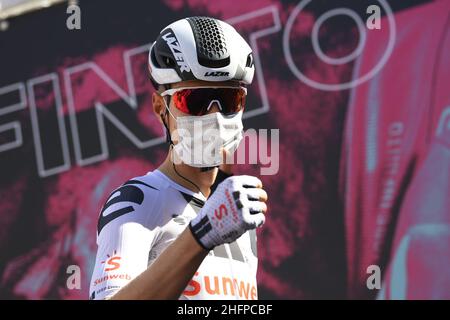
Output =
[
  {"x1": 101, "y1": 250, "x2": 121, "y2": 271},
  {"x1": 183, "y1": 272, "x2": 257, "y2": 300},
  {"x1": 94, "y1": 285, "x2": 122, "y2": 297},
  {"x1": 162, "y1": 32, "x2": 191, "y2": 73},
  {"x1": 93, "y1": 273, "x2": 132, "y2": 286},
  {"x1": 204, "y1": 71, "x2": 229, "y2": 77},
  {"x1": 93, "y1": 250, "x2": 131, "y2": 287}
]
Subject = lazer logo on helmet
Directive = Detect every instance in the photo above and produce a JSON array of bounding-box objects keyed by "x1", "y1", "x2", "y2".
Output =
[
  {"x1": 162, "y1": 32, "x2": 191, "y2": 73},
  {"x1": 205, "y1": 71, "x2": 229, "y2": 77}
]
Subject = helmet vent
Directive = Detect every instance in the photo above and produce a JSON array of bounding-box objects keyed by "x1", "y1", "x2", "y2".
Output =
[{"x1": 187, "y1": 16, "x2": 230, "y2": 68}]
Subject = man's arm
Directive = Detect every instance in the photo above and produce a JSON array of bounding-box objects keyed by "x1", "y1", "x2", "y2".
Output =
[
  {"x1": 111, "y1": 227, "x2": 207, "y2": 300},
  {"x1": 108, "y1": 175, "x2": 267, "y2": 300}
]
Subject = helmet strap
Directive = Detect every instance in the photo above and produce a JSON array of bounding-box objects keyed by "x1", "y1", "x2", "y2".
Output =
[{"x1": 161, "y1": 95, "x2": 175, "y2": 146}]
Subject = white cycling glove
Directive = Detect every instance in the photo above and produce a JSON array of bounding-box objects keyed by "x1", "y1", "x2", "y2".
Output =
[{"x1": 189, "y1": 175, "x2": 266, "y2": 250}]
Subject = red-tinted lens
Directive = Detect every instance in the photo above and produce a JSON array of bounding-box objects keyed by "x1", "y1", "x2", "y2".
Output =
[{"x1": 172, "y1": 87, "x2": 246, "y2": 116}]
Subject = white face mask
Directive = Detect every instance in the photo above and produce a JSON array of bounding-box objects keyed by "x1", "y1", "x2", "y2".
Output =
[{"x1": 169, "y1": 110, "x2": 243, "y2": 168}]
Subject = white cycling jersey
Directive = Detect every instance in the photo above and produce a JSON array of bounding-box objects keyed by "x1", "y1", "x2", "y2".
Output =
[{"x1": 89, "y1": 169, "x2": 259, "y2": 300}]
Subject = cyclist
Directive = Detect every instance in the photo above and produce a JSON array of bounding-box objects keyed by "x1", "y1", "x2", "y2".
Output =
[{"x1": 89, "y1": 16, "x2": 268, "y2": 300}]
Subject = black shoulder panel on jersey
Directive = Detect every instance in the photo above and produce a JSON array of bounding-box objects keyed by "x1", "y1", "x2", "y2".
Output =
[
  {"x1": 97, "y1": 184, "x2": 145, "y2": 235},
  {"x1": 123, "y1": 179, "x2": 159, "y2": 190},
  {"x1": 180, "y1": 191, "x2": 205, "y2": 214}
]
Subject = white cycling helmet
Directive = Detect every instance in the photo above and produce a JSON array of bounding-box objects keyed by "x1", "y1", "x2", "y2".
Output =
[{"x1": 148, "y1": 16, "x2": 255, "y2": 87}]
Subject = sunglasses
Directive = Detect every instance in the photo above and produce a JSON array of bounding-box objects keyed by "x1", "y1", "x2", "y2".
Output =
[{"x1": 160, "y1": 86, "x2": 247, "y2": 116}]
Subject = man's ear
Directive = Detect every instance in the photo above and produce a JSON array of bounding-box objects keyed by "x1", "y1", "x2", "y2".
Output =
[{"x1": 152, "y1": 92, "x2": 165, "y2": 124}]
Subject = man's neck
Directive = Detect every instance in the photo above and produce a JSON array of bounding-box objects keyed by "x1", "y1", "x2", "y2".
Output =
[{"x1": 157, "y1": 151, "x2": 217, "y2": 198}]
